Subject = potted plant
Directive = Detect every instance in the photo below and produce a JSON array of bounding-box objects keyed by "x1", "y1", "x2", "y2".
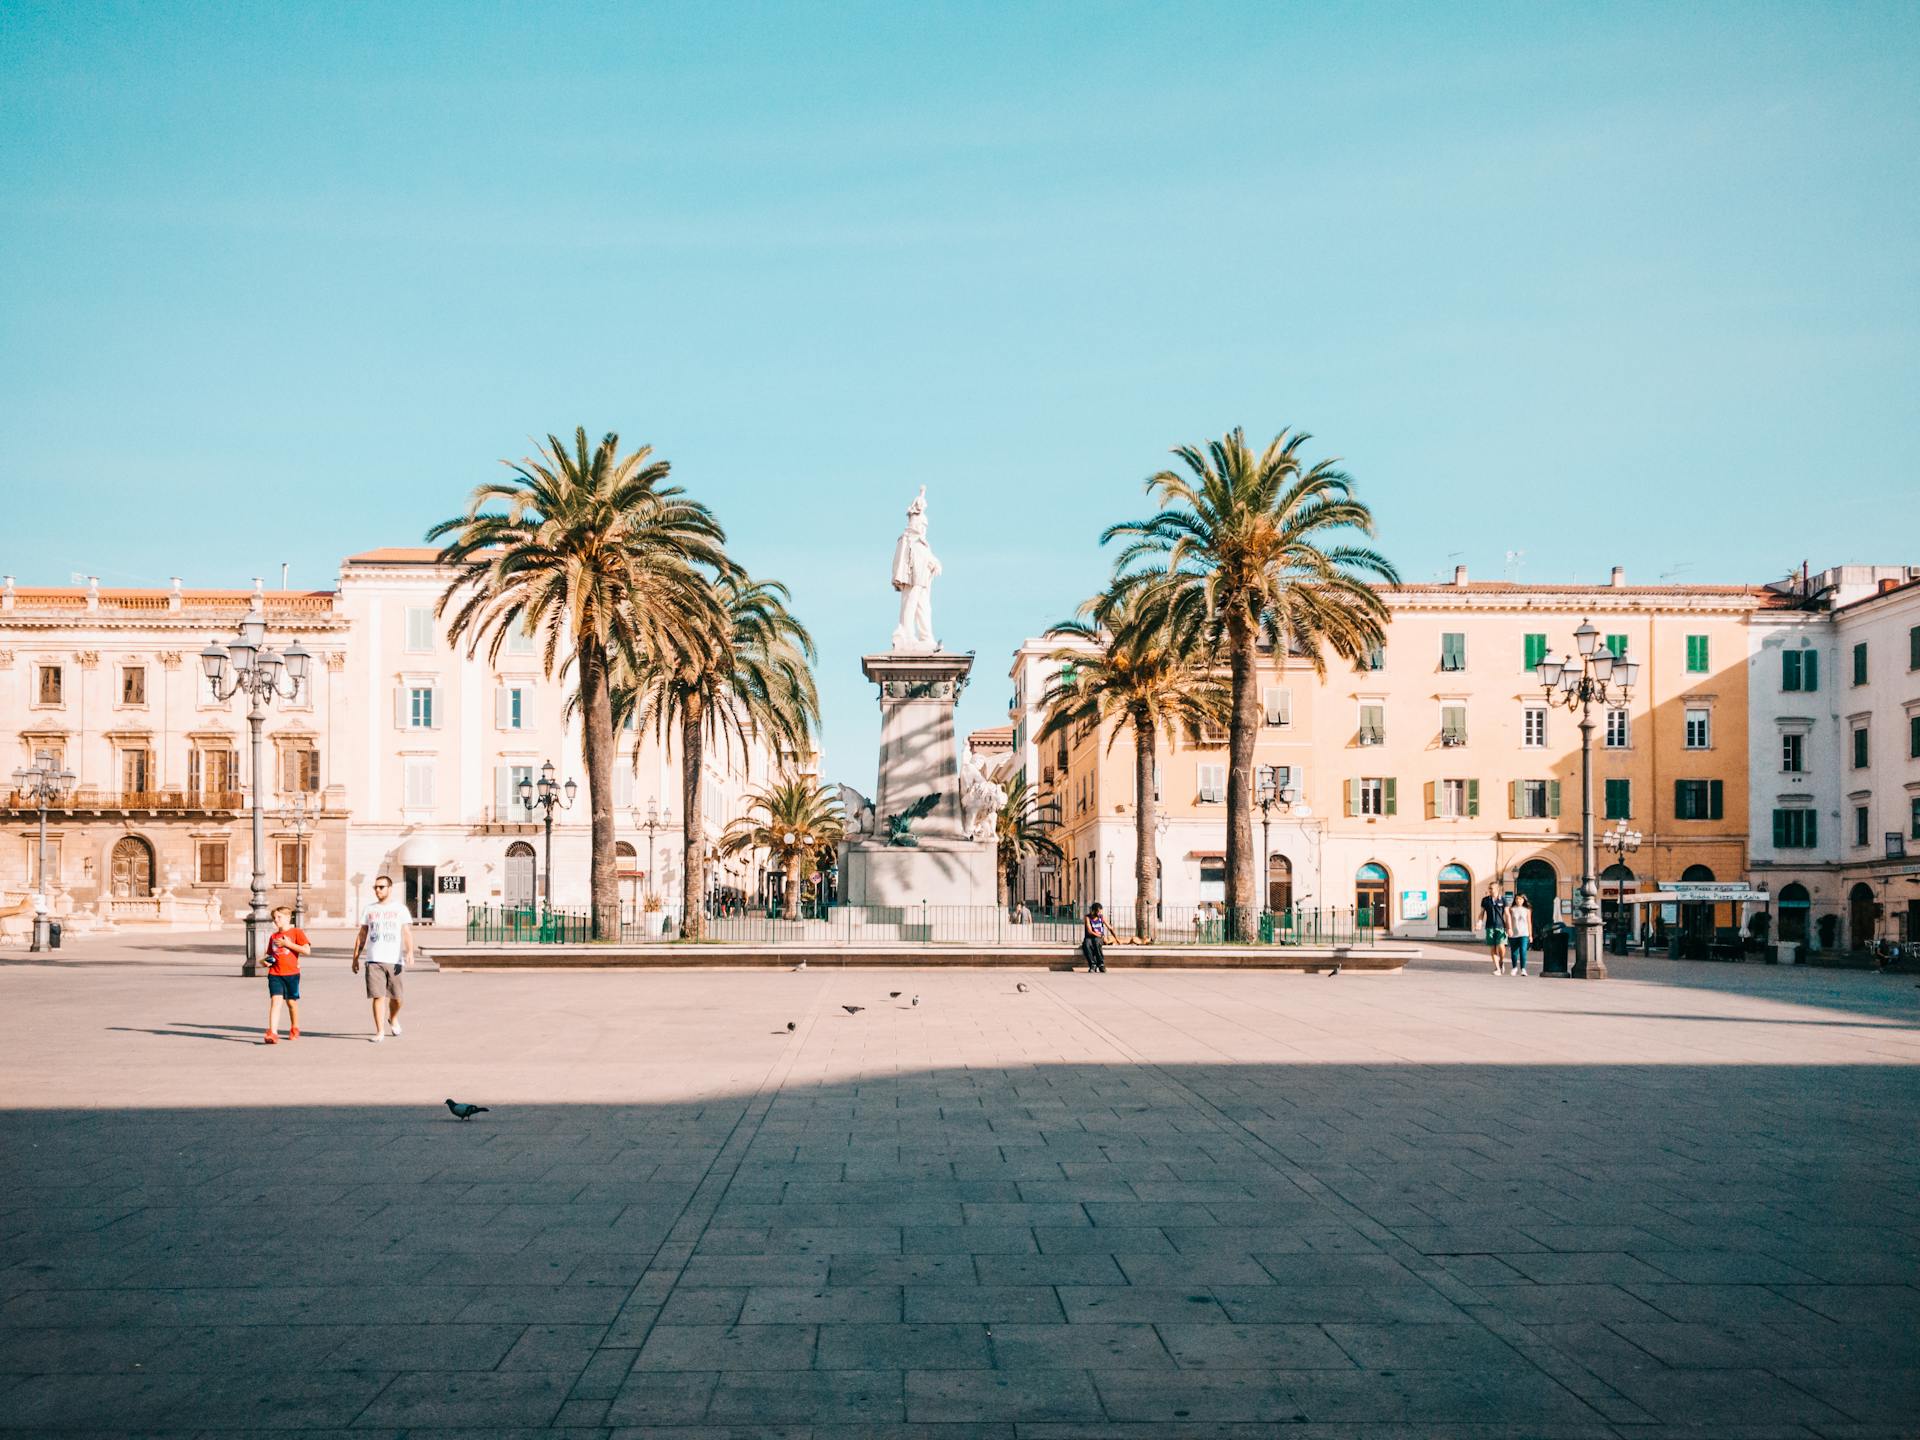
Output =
[{"x1": 642, "y1": 891, "x2": 668, "y2": 939}]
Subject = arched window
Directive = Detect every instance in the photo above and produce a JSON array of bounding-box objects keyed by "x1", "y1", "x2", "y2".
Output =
[
  {"x1": 1266, "y1": 854, "x2": 1293, "y2": 913},
  {"x1": 1437, "y1": 863, "x2": 1471, "y2": 931},
  {"x1": 1355, "y1": 863, "x2": 1390, "y2": 929}
]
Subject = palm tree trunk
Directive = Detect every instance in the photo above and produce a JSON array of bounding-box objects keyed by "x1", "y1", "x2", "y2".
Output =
[
  {"x1": 1223, "y1": 612, "x2": 1259, "y2": 940},
  {"x1": 784, "y1": 851, "x2": 804, "y2": 915},
  {"x1": 578, "y1": 638, "x2": 618, "y2": 941},
  {"x1": 996, "y1": 849, "x2": 1010, "y2": 909},
  {"x1": 1132, "y1": 712, "x2": 1157, "y2": 942},
  {"x1": 679, "y1": 699, "x2": 706, "y2": 940}
]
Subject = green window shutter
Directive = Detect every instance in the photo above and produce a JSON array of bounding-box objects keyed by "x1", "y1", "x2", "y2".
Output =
[
  {"x1": 1910, "y1": 624, "x2": 1919, "y2": 671},
  {"x1": 1523, "y1": 633, "x2": 1546, "y2": 670},
  {"x1": 1674, "y1": 779, "x2": 1688, "y2": 819},
  {"x1": 1911, "y1": 714, "x2": 1920, "y2": 759},
  {"x1": 1853, "y1": 642, "x2": 1867, "y2": 684},
  {"x1": 1781, "y1": 650, "x2": 1799, "y2": 691},
  {"x1": 1383, "y1": 778, "x2": 1398, "y2": 816},
  {"x1": 1604, "y1": 778, "x2": 1628, "y2": 819},
  {"x1": 1508, "y1": 780, "x2": 1520, "y2": 819},
  {"x1": 1773, "y1": 809, "x2": 1787, "y2": 848},
  {"x1": 1441, "y1": 633, "x2": 1465, "y2": 669},
  {"x1": 1606, "y1": 634, "x2": 1627, "y2": 658},
  {"x1": 1807, "y1": 810, "x2": 1817, "y2": 846},
  {"x1": 1346, "y1": 778, "x2": 1359, "y2": 817},
  {"x1": 1686, "y1": 635, "x2": 1708, "y2": 672},
  {"x1": 1466, "y1": 779, "x2": 1480, "y2": 818},
  {"x1": 1547, "y1": 779, "x2": 1562, "y2": 818},
  {"x1": 1708, "y1": 779, "x2": 1724, "y2": 821},
  {"x1": 1805, "y1": 649, "x2": 1818, "y2": 691},
  {"x1": 1424, "y1": 781, "x2": 1436, "y2": 819}
]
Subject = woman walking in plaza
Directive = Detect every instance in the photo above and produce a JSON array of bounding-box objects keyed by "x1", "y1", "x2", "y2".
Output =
[
  {"x1": 1506, "y1": 893, "x2": 1533, "y2": 976},
  {"x1": 1081, "y1": 902, "x2": 1109, "y2": 973},
  {"x1": 1480, "y1": 884, "x2": 1509, "y2": 975}
]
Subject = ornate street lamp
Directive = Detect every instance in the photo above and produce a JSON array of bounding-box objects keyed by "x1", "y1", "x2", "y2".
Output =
[
  {"x1": 635, "y1": 797, "x2": 675, "y2": 907},
  {"x1": 1602, "y1": 821, "x2": 1643, "y2": 951},
  {"x1": 282, "y1": 791, "x2": 314, "y2": 928},
  {"x1": 1534, "y1": 619, "x2": 1639, "y2": 979},
  {"x1": 11, "y1": 749, "x2": 76, "y2": 952},
  {"x1": 516, "y1": 759, "x2": 575, "y2": 911},
  {"x1": 202, "y1": 600, "x2": 310, "y2": 972},
  {"x1": 1255, "y1": 766, "x2": 1299, "y2": 916}
]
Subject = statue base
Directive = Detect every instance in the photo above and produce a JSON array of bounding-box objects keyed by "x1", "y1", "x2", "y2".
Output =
[{"x1": 840, "y1": 839, "x2": 999, "y2": 908}]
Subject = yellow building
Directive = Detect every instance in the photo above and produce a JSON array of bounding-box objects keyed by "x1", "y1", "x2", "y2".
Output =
[{"x1": 1016, "y1": 566, "x2": 1780, "y2": 939}]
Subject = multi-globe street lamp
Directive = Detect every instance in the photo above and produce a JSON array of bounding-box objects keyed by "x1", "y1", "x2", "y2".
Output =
[
  {"x1": 1602, "y1": 821, "x2": 1644, "y2": 952},
  {"x1": 636, "y1": 797, "x2": 675, "y2": 907},
  {"x1": 282, "y1": 791, "x2": 315, "y2": 928},
  {"x1": 201, "y1": 607, "x2": 311, "y2": 972},
  {"x1": 1534, "y1": 619, "x2": 1640, "y2": 980},
  {"x1": 516, "y1": 759, "x2": 576, "y2": 912},
  {"x1": 1255, "y1": 766, "x2": 1298, "y2": 915},
  {"x1": 11, "y1": 750, "x2": 75, "y2": 952}
]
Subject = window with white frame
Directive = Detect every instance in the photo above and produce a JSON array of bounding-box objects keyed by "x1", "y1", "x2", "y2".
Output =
[
  {"x1": 1197, "y1": 764, "x2": 1225, "y2": 803},
  {"x1": 1439, "y1": 778, "x2": 1467, "y2": 817},
  {"x1": 1518, "y1": 779, "x2": 1551, "y2": 818},
  {"x1": 1522, "y1": 707, "x2": 1546, "y2": 748},
  {"x1": 1358, "y1": 703, "x2": 1384, "y2": 746},
  {"x1": 404, "y1": 607, "x2": 436, "y2": 653},
  {"x1": 1357, "y1": 777, "x2": 1385, "y2": 816},
  {"x1": 120, "y1": 664, "x2": 147, "y2": 706},
  {"x1": 1781, "y1": 732, "x2": 1805, "y2": 774},
  {"x1": 1604, "y1": 708, "x2": 1629, "y2": 748},
  {"x1": 1262, "y1": 686, "x2": 1292, "y2": 727},
  {"x1": 496, "y1": 685, "x2": 526, "y2": 730},
  {"x1": 504, "y1": 620, "x2": 536, "y2": 656},
  {"x1": 1440, "y1": 704, "x2": 1467, "y2": 746},
  {"x1": 34, "y1": 665, "x2": 63, "y2": 706},
  {"x1": 403, "y1": 757, "x2": 435, "y2": 808},
  {"x1": 1684, "y1": 707, "x2": 1711, "y2": 749},
  {"x1": 402, "y1": 685, "x2": 435, "y2": 729},
  {"x1": 196, "y1": 840, "x2": 229, "y2": 885},
  {"x1": 494, "y1": 763, "x2": 534, "y2": 819}
]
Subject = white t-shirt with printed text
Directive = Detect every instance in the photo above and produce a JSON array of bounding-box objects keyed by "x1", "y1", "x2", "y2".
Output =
[{"x1": 361, "y1": 898, "x2": 411, "y2": 967}]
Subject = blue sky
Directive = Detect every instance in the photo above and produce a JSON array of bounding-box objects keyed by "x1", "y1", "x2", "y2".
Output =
[{"x1": 3, "y1": 1, "x2": 1916, "y2": 786}]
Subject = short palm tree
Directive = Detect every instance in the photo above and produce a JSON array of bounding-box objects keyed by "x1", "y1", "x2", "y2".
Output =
[
  {"x1": 612, "y1": 572, "x2": 817, "y2": 936},
  {"x1": 994, "y1": 775, "x2": 1063, "y2": 910},
  {"x1": 719, "y1": 775, "x2": 845, "y2": 916},
  {"x1": 1106, "y1": 428, "x2": 1398, "y2": 935},
  {"x1": 1039, "y1": 584, "x2": 1227, "y2": 940},
  {"x1": 430, "y1": 427, "x2": 729, "y2": 941}
]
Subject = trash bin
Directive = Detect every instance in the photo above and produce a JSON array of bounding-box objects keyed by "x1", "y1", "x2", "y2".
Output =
[
  {"x1": 47, "y1": 920, "x2": 61, "y2": 950},
  {"x1": 1543, "y1": 925, "x2": 1570, "y2": 976}
]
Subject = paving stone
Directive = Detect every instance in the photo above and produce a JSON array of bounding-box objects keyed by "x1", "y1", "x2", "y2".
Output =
[
  {"x1": 707, "y1": 1367, "x2": 903, "y2": 1423},
  {"x1": 903, "y1": 1285, "x2": 1065, "y2": 1323},
  {"x1": 815, "y1": 1322, "x2": 991, "y2": 1370},
  {"x1": 904, "y1": 1367, "x2": 1105, "y2": 1422},
  {"x1": 1156, "y1": 1322, "x2": 1355, "y2": 1370}
]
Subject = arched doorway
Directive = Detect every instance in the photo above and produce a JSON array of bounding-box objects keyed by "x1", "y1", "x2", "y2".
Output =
[
  {"x1": 110, "y1": 835, "x2": 154, "y2": 899},
  {"x1": 1437, "y1": 864, "x2": 1472, "y2": 932},
  {"x1": 504, "y1": 841, "x2": 536, "y2": 909},
  {"x1": 1681, "y1": 864, "x2": 1717, "y2": 951},
  {"x1": 1267, "y1": 854, "x2": 1293, "y2": 913},
  {"x1": 1601, "y1": 862, "x2": 1636, "y2": 940},
  {"x1": 1355, "y1": 863, "x2": 1389, "y2": 930},
  {"x1": 1849, "y1": 883, "x2": 1878, "y2": 950},
  {"x1": 615, "y1": 841, "x2": 640, "y2": 909},
  {"x1": 1515, "y1": 859, "x2": 1557, "y2": 942},
  {"x1": 1778, "y1": 883, "x2": 1810, "y2": 945}
]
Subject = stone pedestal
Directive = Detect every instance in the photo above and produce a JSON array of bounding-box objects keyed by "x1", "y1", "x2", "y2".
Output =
[{"x1": 841, "y1": 651, "x2": 999, "y2": 908}]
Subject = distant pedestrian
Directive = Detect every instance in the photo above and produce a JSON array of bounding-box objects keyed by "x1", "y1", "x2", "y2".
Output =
[
  {"x1": 1480, "y1": 885, "x2": 1509, "y2": 975},
  {"x1": 1507, "y1": 894, "x2": 1533, "y2": 976},
  {"x1": 262, "y1": 904, "x2": 309, "y2": 1044},
  {"x1": 1081, "y1": 903, "x2": 1108, "y2": 973},
  {"x1": 352, "y1": 875, "x2": 416, "y2": 1043}
]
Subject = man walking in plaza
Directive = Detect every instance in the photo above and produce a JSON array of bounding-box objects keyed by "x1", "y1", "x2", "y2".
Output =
[
  {"x1": 352, "y1": 875, "x2": 416, "y2": 1042},
  {"x1": 1480, "y1": 884, "x2": 1509, "y2": 975}
]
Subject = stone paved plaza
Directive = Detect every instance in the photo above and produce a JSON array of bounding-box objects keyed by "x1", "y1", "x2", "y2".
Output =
[{"x1": 1, "y1": 935, "x2": 1917, "y2": 1438}]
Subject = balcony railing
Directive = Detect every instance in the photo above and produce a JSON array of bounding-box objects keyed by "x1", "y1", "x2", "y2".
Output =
[{"x1": 0, "y1": 788, "x2": 245, "y2": 813}]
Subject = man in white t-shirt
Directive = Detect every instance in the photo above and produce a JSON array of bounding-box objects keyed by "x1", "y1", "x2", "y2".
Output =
[{"x1": 352, "y1": 875, "x2": 417, "y2": 1043}]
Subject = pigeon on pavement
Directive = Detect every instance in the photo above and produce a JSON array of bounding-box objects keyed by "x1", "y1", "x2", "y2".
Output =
[
  {"x1": 1328, "y1": 964, "x2": 1341, "y2": 977},
  {"x1": 1016, "y1": 983, "x2": 1029, "y2": 993},
  {"x1": 912, "y1": 995, "x2": 919, "y2": 1006},
  {"x1": 445, "y1": 1099, "x2": 490, "y2": 1121},
  {"x1": 889, "y1": 991, "x2": 902, "y2": 998},
  {"x1": 842, "y1": 1005, "x2": 865, "y2": 1015},
  {"x1": 786, "y1": 1021, "x2": 796, "y2": 1031}
]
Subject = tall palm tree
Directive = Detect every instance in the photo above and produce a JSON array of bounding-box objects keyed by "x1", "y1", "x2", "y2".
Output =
[
  {"x1": 430, "y1": 427, "x2": 729, "y2": 941},
  {"x1": 994, "y1": 775, "x2": 1063, "y2": 910},
  {"x1": 719, "y1": 775, "x2": 844, "y2": 915},
  {"x1": 612, "y1": 572, "x2": 817, "y2": 937},
  {"x1": 1106, "y1": 428, "x2": 1398, "y2": 935},
  {"x1": 1039, "y1": 584, "x2": 1227, "y2": 940}
]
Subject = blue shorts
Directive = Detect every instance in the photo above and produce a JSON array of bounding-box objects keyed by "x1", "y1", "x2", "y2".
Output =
[{"x1": 268, "y1": 973, "x2": 301, "y2": 999}]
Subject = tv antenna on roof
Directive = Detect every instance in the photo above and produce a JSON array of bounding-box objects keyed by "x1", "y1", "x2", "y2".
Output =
[
  {"x1": 1659, "y1": 563, "x2": 1693, "y2": 582},
  {"x1": 1503, "y1": 550, "x2": 1525, "y2": 581}
]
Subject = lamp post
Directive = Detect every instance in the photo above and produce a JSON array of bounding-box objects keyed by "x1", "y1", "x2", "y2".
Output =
[
  {"x1": 636, "y1": 798, "x2": 675, "y2": 907},
  {"x1": 11, "y1": 750, "x2": 76, "y2": 951},
  {"x1": 1254, "y1": 767, "x2": 1299, "y2": 915},
  {"x1": 202, "y1": 601, "x2": 311, "y2": 973},
  {"x1": 516, "y1": 760, "x2": 576, "y2": 912},
  {"x1": 1602, "y1": 821, "x2": 1643, "y2": 952},
  {"x1": 283, "y1": 791, "x2": 314, "y2": 928},
  {"x1": 1534, "y1": 619, "x2": 1639, "y2": 979}
]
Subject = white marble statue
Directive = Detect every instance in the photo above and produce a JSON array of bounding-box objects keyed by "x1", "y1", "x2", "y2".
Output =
[
  {"x1": 958, "y1": 757, "x2": 1007, "y2": 843},
  {"x1": 890, "y1": 486, "x2": 941, "y2": 653},
  {"x1": 837, "y1": 783, "x2": 876, "y2": 840}
]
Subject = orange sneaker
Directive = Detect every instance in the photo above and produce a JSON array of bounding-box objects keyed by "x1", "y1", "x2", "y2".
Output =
[
  {"x1": 288, "y1": 1028, "x2": 299, "y2": 1040},
  {"x1": 264, "y1": 1033, "x2": 278, "y2": 1045}
]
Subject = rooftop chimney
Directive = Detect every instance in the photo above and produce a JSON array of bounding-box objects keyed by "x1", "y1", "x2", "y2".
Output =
[
  {"x1": 1880, "y1": 578, "x2": 1900, "y2": 594},
  {"x1": 1453, "y1": 564, "x2": 1468, "y2": 586},
  {"x1": 168, "y1": 577, "x2": 183, "y2": 613},
  {"x1": 1609, "y1": 566, "x2": 1626, "y2": 587}
]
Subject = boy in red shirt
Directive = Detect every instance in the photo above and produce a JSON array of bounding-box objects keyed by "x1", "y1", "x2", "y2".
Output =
[{"x1": 263, "y1": 905, "x2": 310, "y2": 1044}]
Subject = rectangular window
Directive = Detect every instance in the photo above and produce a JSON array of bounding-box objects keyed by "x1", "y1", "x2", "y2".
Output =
[
  {"x1": 190, "y1": 747, "x2": 237, "y2": 799},
  {"x1": 1522, "y1": 708, "x2": 1546, "y2": 748},
  {"x1": 1855, "y1": 805, "x2": 1870, "y2": 848},
  {"x1": 1358, "y1": 777, "x2": 1385, "y2": 816},
  {"x1": 403, "y1": 757, "x2": 435, "y2": 808},
  {"x1": 1911, "y1": 625, "x2": 1920, "y2": 671},
  {"x1": 26, "y1": 838, "x2": 61, "y2": 889},
  {"x1": 1519, "y1": 779, "x2": 1550, "y2": 819},
  {"x1": 1911, "y1": 796, "x2": 1920, "y2": 841},
  {"x1": 121, "y1": 666, "x2": 146, "y2": 706},
  {"x1": 1684, "y1": 708, "x2": 1711, "y2": 749},
  {"x1": 1685, "y1": 634, "x2": 1709, "y2": 673},
  {"x1": 1439, "y1": 633, "x2": 1466, "y2": 671},
  {"x1": 1853, "y1": 727, "x2": 1869, "y2": 769},
  {"x1": 1262, "y1": 686, "x2": 1292, "y2": 727},
  {"x1": 1438, "y1": 778, "x2": 1467, "y2": 818},
  {"x1": 120, "y1": 748, "x2": 152, "y2": 795},
  {"x1": 1604, "y1": 709, "x2": 1629, "y2": 748},
  {"x1": 1523, "y1": 633, "x2": 1547, "y2": 671},
  {"x1": 1773, "y1": 808, "x2": 1817, "y2": 849},
  {"x1": 197, "y1": 841, "x2": 228, "y2": 885},
  {"x1": 408, "y1": 686, "x2": 435, "y2": 729},
  {"x1": 1440, "y1": 704, "x2": 1467, "y2": 746},
  {"x1": 1853, "y1": 641, "x2": 1867, "y2": 685},
  {"x1": 1605, "y1": 634, "x2": 1628, "y2": 659},
  {"x1": 1674, "y1": 779, "x2": 1724, "y2": 821},
  {"x1": 1604, "y1": 778, "x2": 1630, "y2": 820},
  {"x1": 404, "y1": 607, "x2": 435, "y2": 653},
  {"x1": 1197, "y1": 764, "x2": 1225, "y2": 803},
  {"x1": 1911, "y1": 714, "x2": 1920, "y2": 759},
  {"x1": 279, "y1": 747, "x2": 320, "y2": 793},
  {"x1": 1358, "y1": 704, "x2": 1384, "y2": 746},
  {"x1": 35, "y1": 665, "x2": 62, "y2": 706},
  {"x1": 277, "y1": 841, "x2": 309, "y2": 885},
  {"x1": 1781, "y1": 732, "x2": 1804, "y2": 774},
  {"x1": 1782, "y1": 648, "x2": 1819, "y2": 691},
  {"x1": 496, "y1": 686, "x2": 526, "y2": 730},
  {"x1": 505, "y1": 619, "x2": 536, "y2": 656},
  {"x1": 1360, "y1": 644, "x2": 1385, "y2": 671}
]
